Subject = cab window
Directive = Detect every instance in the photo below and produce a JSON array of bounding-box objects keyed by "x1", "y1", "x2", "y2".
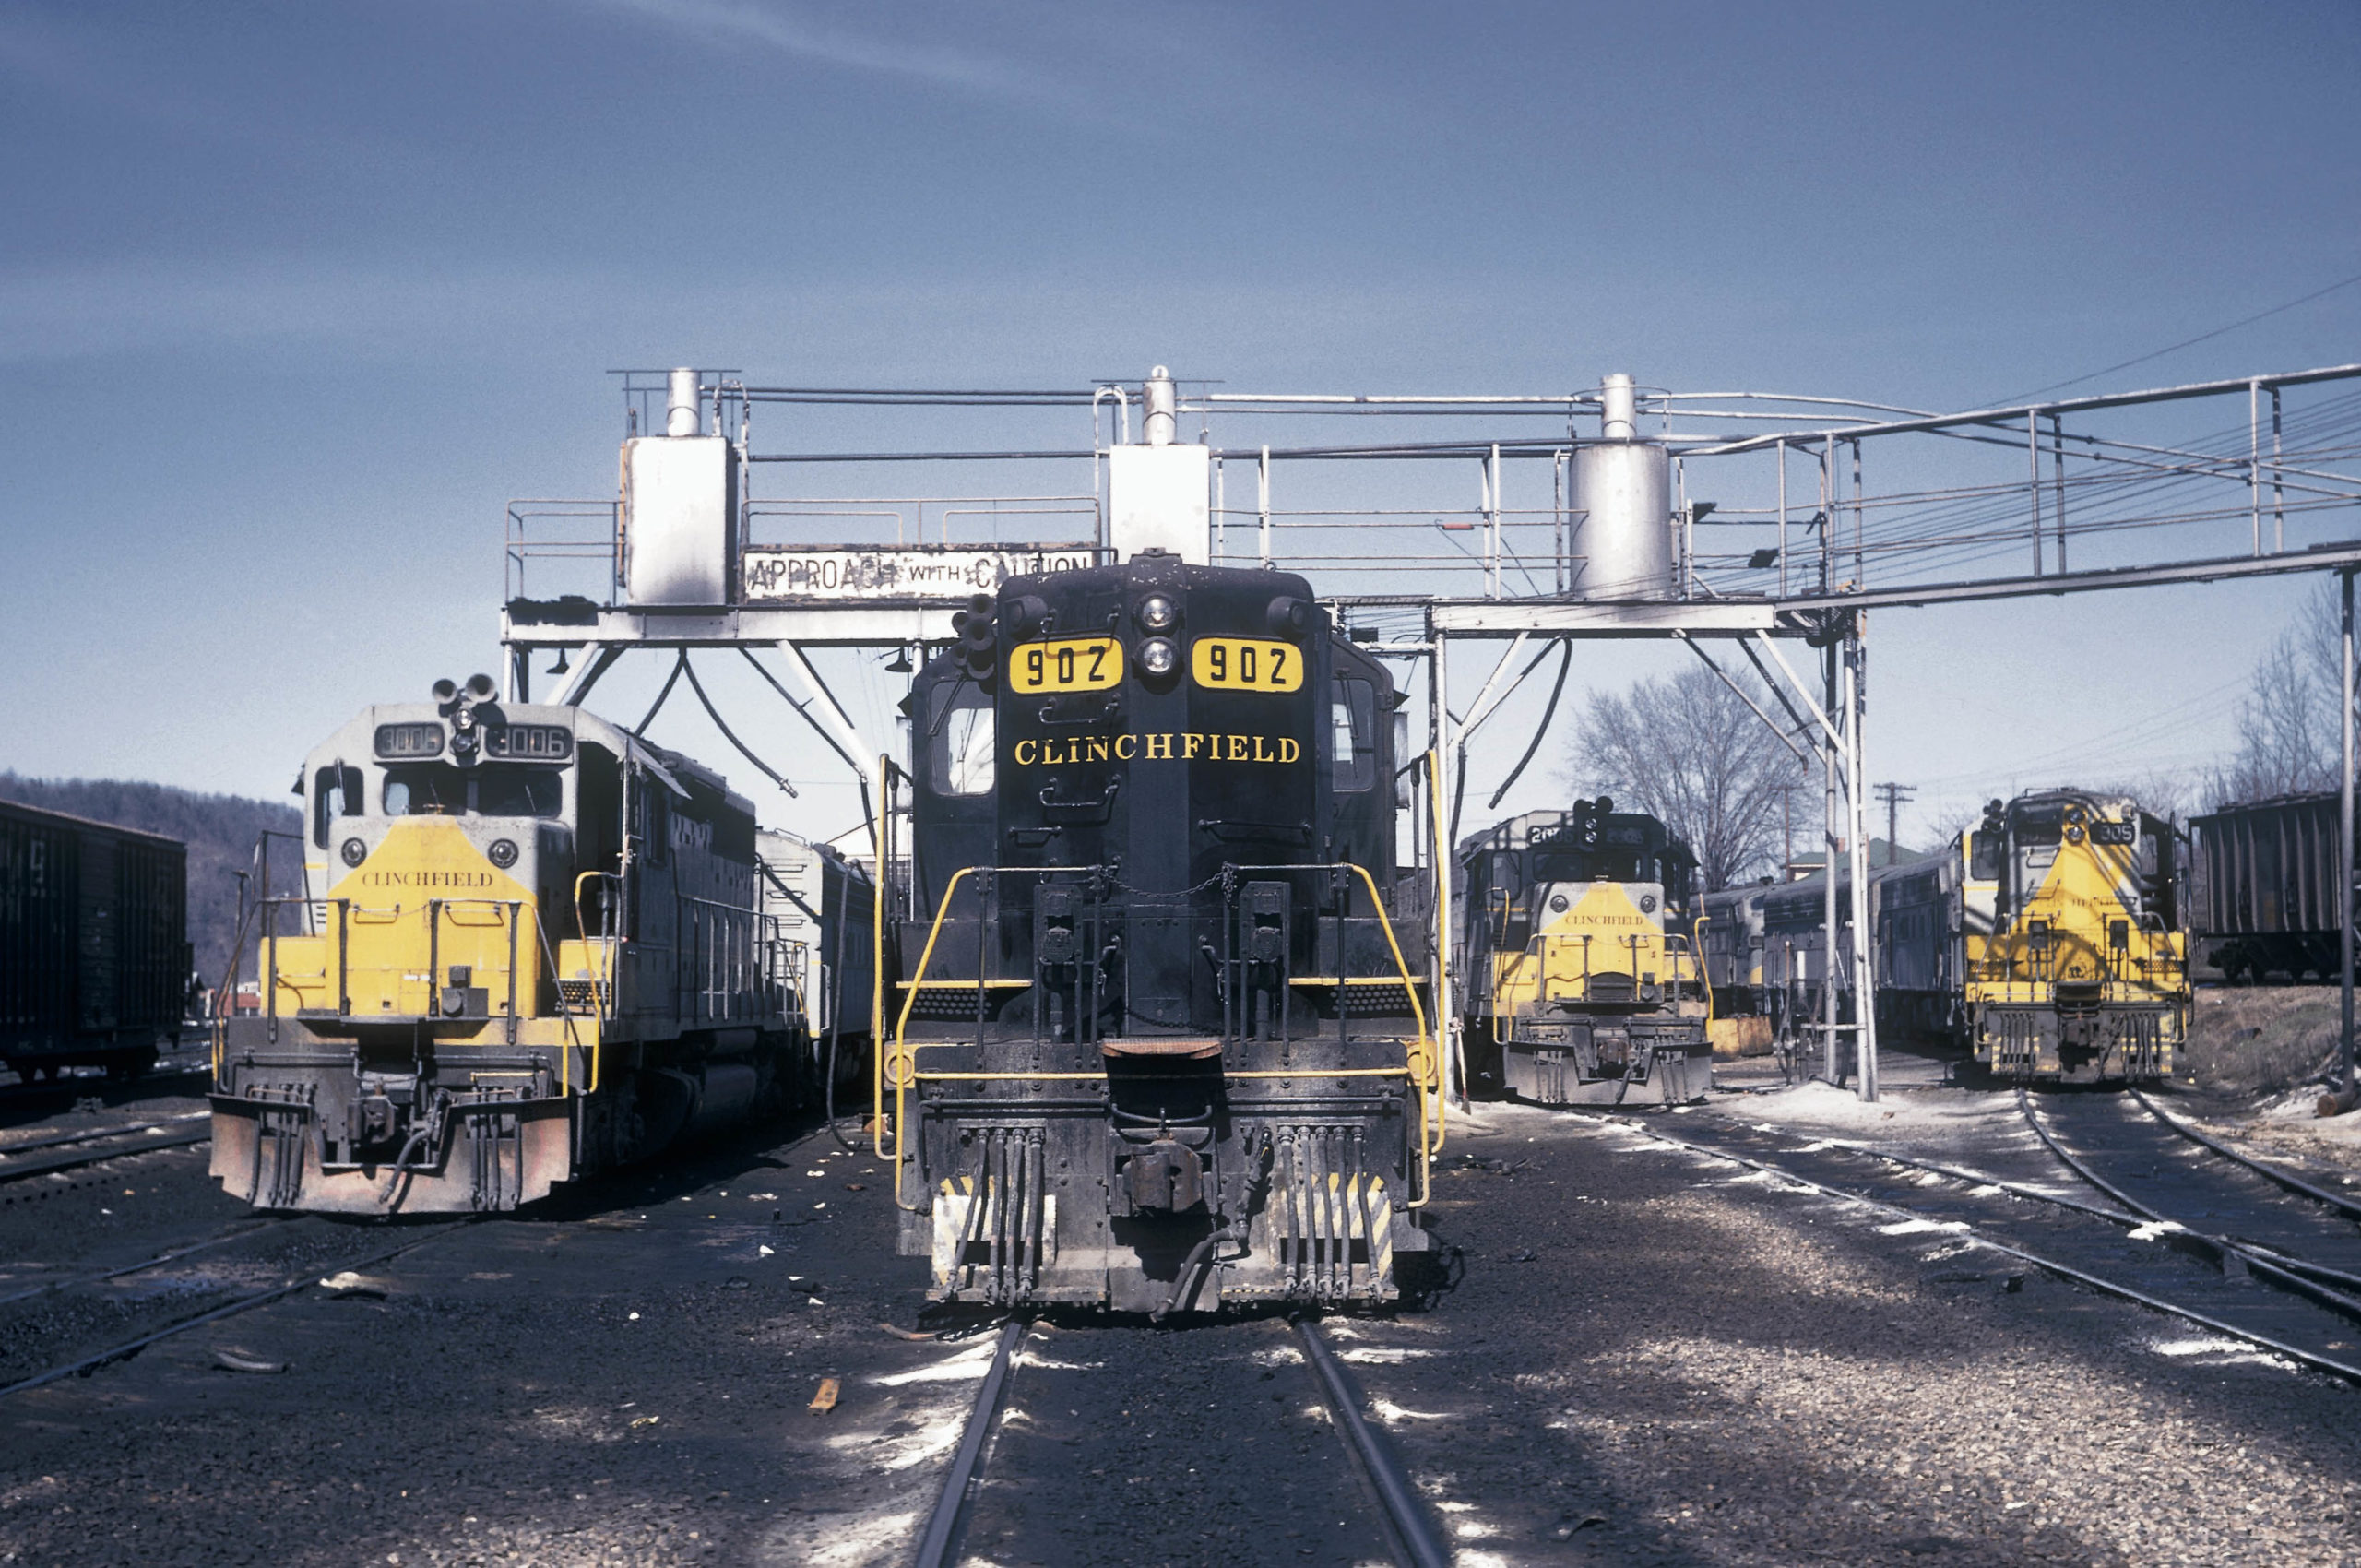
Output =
[
  {"x1": 937, "y1": 707, "x2": 995, "y2": 796},
  {"x1": 1968, "y1": 831, "x2": 2002, "y2": 880},
  {"x1": 383, "y1": 765, "x2": 562, "y2": 818},
  {"x1": 1332, "y1": 679, "x2": 1376, "y2": 791},
  {"x1": 313, "y1": 765, "x2": 362, "y2": 848}
]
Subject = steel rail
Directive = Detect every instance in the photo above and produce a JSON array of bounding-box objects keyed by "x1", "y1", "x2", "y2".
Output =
[
  {"x1": 2016, "y1": 1091, "x2": 2361, "y2": 1319},
  {"x1": 0, "y1": 1125, "x2": 209, "y2": 1185},
  {"x1": 1774, "y1": 1123, "x2": 2361, "y2": 1296},
  {"x1": 910, "y1": 1318, "x2": 1026, "y2": 1568},
  {"x1": 0, "y1": 1111, "x2": 208, "y2": 1159},
  {"x1": 2130, "y1": 1088, "x2": 2361, "y2": 1222},
  {"x1": 0, "y1": 1224, "x2": 469, "y2": 1399},
  {"x1": 1603, "y1": 1117, "x2": 2361, "y2": 1385},
  {"x1": 1293, "y1": 1318, "x2": 1453, "y2": 1568},
  {"x1": 0, "y1": 1218, "x2": 293, "y2": 1308}
]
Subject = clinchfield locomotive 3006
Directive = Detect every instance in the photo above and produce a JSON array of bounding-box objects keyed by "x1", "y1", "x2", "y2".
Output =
[
  {"x1": 879, "y1": 552, "x2": 1442, "y2": 1315},
  {"x1": 210, "y1": 678, "x2": 815, "y2": 1212}
]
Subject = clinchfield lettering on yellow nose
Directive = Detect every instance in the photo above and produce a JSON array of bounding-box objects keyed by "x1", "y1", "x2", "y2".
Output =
[{"x1": 1011, "y1": 733, "x2": 1303, "y2": 766}]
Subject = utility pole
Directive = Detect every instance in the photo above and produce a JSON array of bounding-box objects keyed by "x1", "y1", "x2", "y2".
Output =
[{"x1": 1875, "y1": 782, "x2": 1916, "y2": 868}]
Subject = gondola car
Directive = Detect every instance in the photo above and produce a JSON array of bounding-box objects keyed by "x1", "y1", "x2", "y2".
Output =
[
  {"x1": 1454, "y1": 802, "x2": 1712, "y2": 1105},
  {"x1": 879, "y1": 552, "x2": 1442, "y2": 1314},
  {"x1": 0, "y1": 799, "x2": 189, "y2": 1082},
  {"x1": 210, "y1": 677, "x2": 799, "y2": 1213}
]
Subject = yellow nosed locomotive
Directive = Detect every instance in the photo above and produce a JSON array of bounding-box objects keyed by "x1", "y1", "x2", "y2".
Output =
[
  {"x1": 1953, "y1": 790, "x2": 2186, "y2": 1081},
  {"x1": 211, "y1": 676, "x2": 804, "y2": 1213},
  {"x1": 1750, "y1": 788, "x2": 2187, "y2": 1084},
  {"x1": 880, "y1": 553, "x2": 1442, "y2": 1315},
  {"x1": 1455, "y1": 802, "x2": 1713, "y2": 1106}
]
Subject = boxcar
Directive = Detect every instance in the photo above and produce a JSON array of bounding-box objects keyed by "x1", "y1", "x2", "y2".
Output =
[{"x1": 0, "y1": 798, "x2": 189, "y2": 1080}]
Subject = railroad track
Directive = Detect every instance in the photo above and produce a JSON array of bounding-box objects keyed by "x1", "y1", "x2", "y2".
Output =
[
  {"x1": 0, "y1": 1219, "x2": 471, "y2": 1399},
  {"x1": 913, "y1": 1315, "x2": 1450, "y2": 1568},
  {"x1": 0, "y1": 1112, "x2": 211, "y2": 1185},
  {"x1": 0, "y1": 1059, "x2": 210, "y2": 1109},
  {"x1": 1598, "y1": 1111, "x2": 2361, "y2": 1384},
  {"x1": 2013, "y1": 1088, "x2": 2361, "y2": 1322}
]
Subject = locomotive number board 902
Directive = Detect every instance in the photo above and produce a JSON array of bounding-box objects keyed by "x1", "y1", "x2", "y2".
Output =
[
  {"x1": 1191, "y1": 636, "x2": 1302, "y2": 692},
  {"x1": 1011, "y1": 636, "x2": 1122, "y2": 694}
]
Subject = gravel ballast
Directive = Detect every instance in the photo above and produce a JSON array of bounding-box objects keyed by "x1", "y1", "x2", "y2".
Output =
[{"x1": 3, "y1": 1097, "x2": 2358, "y2": 1565}]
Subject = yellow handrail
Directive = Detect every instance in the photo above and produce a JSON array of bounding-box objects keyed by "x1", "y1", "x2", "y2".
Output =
[
  {"x1": 570, "y1": 871, "x2": 620, "y2": 1095},
  {"x1": 872, "y1": 755, "x2": 893, "y2": 1160},
  {"x1": 888, "y1": 859, "x2": 1441, "y2": 1211},
  {"x1": 889, "y1": 863, "x2": 981, "y2": 1208}
]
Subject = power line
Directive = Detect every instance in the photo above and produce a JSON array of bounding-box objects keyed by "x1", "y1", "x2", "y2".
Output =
[{"x1": 1998, "y1": 268, "x2": 2361, "y2": 405}]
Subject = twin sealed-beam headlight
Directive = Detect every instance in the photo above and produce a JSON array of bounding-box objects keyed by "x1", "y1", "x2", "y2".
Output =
[
  {"x1": 1135, "y1": 593, "x2": 1178, "y2": 632},
  {"x1": 1136, "y1": 636, "x2": 1179, "y2": 677}
]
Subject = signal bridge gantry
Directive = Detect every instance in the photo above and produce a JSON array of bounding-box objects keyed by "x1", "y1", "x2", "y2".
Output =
[{"x1": 501, "y1": 359, "x2": 2361, "y2": 1101}]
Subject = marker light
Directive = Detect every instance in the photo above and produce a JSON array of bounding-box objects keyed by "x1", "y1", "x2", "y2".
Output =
[{"x1": 341, "y1": 838, "x2": 367, "y2": 868}]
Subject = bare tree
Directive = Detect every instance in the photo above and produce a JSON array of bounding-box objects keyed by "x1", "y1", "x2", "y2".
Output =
[
  {"x1": 1566, "y1": 664, "x2": 1801, "y2": 891},
  {"x1": 2211, "y1": 582, "x2": 2343, "y2": 806}
]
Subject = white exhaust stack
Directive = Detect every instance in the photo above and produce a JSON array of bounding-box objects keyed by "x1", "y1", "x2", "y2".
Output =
[
  {"x1": 1142, "y1": 365, "x2": 1178, "y2": 446},
  {"x1": 1600, "y1": 371, "x2": 1637, "y2": 442},
  {"x1": 666, "y1": 367, "x2": 700, "y2": 437}
]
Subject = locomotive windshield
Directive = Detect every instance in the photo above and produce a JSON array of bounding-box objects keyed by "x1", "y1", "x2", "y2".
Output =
[
  {"x1": 382, "y1": 764, "x2": 564, "y2": 818},
  {"x1": 935, "y1": 705, "x2": 995, "y2": 796},
  {"x1": 1332, "y1": 680, "x2": 1377, "y2": 791}
]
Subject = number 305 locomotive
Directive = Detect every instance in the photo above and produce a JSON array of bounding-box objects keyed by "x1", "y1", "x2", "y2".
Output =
[{"x1": 878, "y1": 552, "x2": 1443, "y2": 1315}]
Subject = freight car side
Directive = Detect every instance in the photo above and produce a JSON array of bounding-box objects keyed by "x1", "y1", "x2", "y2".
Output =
[{"x1": 0, "y1": 799, "x2": 189, "y2": 1080}]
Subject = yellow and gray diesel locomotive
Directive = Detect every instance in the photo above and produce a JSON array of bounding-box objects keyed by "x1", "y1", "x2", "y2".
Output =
[
  {"x1": 1750, "y1": 789, "x2": 2187, "y2": 1083},
  {"x1": 879, "y1": 552, "x2": 1442, "y2": 1315},
  {"x1": 1455, "y1": 802, "x2": 1712, "y2": 1106},
  {"x1": 211, "y1": 676, "x2": 805, "y2": 1213}
]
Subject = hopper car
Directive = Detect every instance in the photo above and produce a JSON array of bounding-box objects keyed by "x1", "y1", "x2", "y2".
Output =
[{"x1": 2187, "y1": 792, "x2": 2351, "y2": 983}]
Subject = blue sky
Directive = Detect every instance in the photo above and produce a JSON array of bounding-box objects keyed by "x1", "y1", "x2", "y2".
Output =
[{"x1": 2, "y1": 1, "x2": 2356, "y2": 849}]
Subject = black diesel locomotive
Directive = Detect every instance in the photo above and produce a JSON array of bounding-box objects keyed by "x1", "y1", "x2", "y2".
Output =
[{"x1": 881, "y1": 552, "x2": 1441, "y2": 1314}]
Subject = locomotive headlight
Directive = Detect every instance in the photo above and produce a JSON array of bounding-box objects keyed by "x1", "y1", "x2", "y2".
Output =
[
  {"x1": 1137, "y1": 636, "x2": 1179, "y2": 677},
  {"x1": 488, "y1": 838, "x2": 519, "y2": 869},
  {"x1": 340, "y1": 837, "x2": 367, "y2": 868},
  {"x1": 1136, "y1": 593, "x2": 1179, "y2": 632}
]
